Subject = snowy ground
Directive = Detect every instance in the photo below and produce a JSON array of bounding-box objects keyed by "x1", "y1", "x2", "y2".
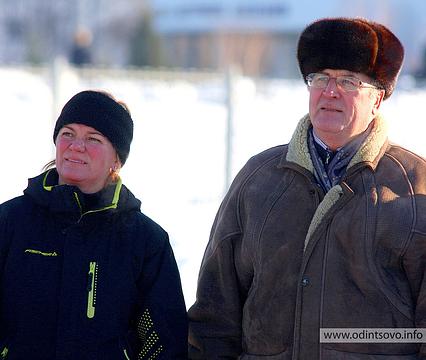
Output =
[{"x1": 1, "y1": 66, "x2": 426, "y2": 308}]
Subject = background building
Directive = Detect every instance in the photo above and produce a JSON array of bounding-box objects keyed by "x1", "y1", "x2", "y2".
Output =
[
  {"x1": 151, "y1": 0, "x2": 426, "y2": 77},
  {"x1": 0, "y1": 0, "x2": 426, "y2": 78}
]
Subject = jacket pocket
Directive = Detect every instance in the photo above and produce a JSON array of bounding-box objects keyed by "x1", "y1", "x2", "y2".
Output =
[
  {"x1": 322, "y1": 348, "x2": 419, "y2": 359},
  {"x1": 86, "y1": 261, "x2": 99, "y2": 319},
  {"x1": 96, "y1": 336, "x2": 135, "y2": 360},
  {"x1": 239, "y1": 348, "x2": 292, "y2": 359},
  {"x1": 122, "y1": 348, "x2": 131, "y2": 360}
]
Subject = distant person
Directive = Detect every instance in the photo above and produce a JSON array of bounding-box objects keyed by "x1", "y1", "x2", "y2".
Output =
[
  {"x1": 0, "y1": 90, "x2": 188, "y2": 359},
  {"x1": 188, "y1": 18, "x2": 426, "y2": 359},
  {"x1": 70, "y1": 28, "x2": 93, "y2": 66}
]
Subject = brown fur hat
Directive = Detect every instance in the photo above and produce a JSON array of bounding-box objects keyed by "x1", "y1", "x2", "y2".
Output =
[{"x1": 297, "y1": 17, "x2": 404, "y2": 99}]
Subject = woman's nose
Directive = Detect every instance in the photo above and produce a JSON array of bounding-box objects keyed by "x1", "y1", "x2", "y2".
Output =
[{"x1": 69, "y1": 139, "x2": 85, "y2": 151}]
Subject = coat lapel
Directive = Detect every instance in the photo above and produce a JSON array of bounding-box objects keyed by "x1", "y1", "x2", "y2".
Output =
[{"x1": 285, "y1": 113, "x2": 388, "y2": 251}]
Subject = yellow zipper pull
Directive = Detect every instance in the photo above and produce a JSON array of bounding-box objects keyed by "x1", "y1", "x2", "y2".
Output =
[{"x1": 87, "y1": 261, "x2": 98, "y2": 319}]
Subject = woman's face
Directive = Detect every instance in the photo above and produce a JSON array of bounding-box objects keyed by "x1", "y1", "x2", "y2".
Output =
[{"x1": 55, "y1": 123, "x2": 120, "y2": 193}]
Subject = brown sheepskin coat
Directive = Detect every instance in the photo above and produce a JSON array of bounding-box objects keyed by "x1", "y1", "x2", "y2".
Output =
[{"x1": 188, "y1": 114, "x2": 426, "y2": 360}]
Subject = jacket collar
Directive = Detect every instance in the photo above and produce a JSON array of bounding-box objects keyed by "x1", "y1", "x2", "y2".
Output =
[
  {"x1": 281, "y1": 113, "x2": 388, "y2": 173},
  {"x1": 24, "y1": 168, "x2": 140, "y2": 217},
  {"x1": 41, "y1": 169, "x2": 122, "y2": 215}
]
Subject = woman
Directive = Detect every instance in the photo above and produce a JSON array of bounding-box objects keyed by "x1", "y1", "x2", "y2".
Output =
[{"x1": 0, "y1": 90, "x2": 188, "y2": 359}]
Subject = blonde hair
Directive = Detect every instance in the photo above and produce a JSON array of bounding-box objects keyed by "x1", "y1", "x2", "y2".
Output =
[
  {"x1": 97, "y1": 90, "x2": 131, "y2": 115},
  {"x1": 42, "y1": 160, "x2": 56, "y2": 172}
]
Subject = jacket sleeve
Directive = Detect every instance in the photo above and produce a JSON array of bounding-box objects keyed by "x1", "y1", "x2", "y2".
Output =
[
  {"x1": 134, "y1": 221, "x2": 188, "y2": 360},
  {"x1": 0, "y1": 205, "x2": 7, "y2": 279},
  {"x1": 188, "y1": 163, "x2": 255, "y2": 359},
  {"x1": 0, "y1": 202, "x2": 13, "y2": 354},
  {"x1": 403, "y1": 231, "x2": 426, "y2": 359}
]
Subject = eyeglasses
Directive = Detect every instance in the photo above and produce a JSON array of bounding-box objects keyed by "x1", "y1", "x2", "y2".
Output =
[{"x1": 306, "y1": 73, "x2": 379, "y2": 92}]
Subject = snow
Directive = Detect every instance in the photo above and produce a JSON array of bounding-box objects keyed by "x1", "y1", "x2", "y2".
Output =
[{"x1": 1, "y1": 67, "x2": 426, "y2": 308}]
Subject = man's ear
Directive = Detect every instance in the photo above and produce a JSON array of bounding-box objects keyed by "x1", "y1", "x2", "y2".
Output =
[{"x1": 372, "y1": 89, "x2": 385, "y2": 116}]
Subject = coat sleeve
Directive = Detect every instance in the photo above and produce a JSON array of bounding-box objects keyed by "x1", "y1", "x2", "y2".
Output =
[
  {"x1": 134, "y1": 220, "x2": 188, "y2": 360},
  {"x1": 402, "y1": 231, "x2": 426, "y2": 359},
  {"x1": 188, "y1": 163, "x2": 255, "y2": 359}
]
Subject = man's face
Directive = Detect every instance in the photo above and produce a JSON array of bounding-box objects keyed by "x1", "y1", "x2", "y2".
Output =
[{"x1": 308, "y1": 69, "x2": 385, "y2": 150}]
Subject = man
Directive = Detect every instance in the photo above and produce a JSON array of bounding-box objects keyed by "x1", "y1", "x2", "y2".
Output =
[{"x1": 188, "y1": 18, "x2": 426, "y2": 359}]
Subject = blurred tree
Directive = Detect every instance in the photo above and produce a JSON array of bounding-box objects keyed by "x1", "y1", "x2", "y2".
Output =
[
  {"x1": 415, "y1": 45, "x2": 426, "y2": 80},
  {"x1": 217, "y1": 32, "x2": 271, "y2": 77},
  {"x1": 129, "y1": 13, "x2": 163, "y2": 67},
  {"x1": 26, "y1": 32, "x2": 44, "y2": 65}
]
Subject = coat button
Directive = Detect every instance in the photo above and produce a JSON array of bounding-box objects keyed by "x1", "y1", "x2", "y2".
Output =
[{"x1": 301, "y1": 277, "x2": 309, "y2": 287}]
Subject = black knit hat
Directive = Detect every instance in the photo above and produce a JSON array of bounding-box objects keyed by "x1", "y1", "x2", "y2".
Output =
[
  {"x1": 297, "y1": 17, "x2": 404, "y2": 99},
  {"x1": 53, "y1": 90, "x2": 133, "y2": 164}
]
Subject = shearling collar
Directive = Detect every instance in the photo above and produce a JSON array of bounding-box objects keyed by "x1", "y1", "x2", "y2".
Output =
[{"x1": 284, "y1": 113, "x2": 388, "y2": 174}]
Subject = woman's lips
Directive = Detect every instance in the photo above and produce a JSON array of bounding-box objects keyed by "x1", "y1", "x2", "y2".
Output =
[{"x1": 66, "y1": 158, "x2": 87, "y2": 164}]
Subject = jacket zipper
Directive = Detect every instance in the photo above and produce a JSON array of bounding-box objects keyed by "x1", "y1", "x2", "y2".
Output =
[{"x1": 87, "y1": 261, "x2": 98, "y2": 319}]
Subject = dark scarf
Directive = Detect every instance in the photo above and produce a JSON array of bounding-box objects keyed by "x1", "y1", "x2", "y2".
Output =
[{"x1": 308, "y1": 126, "x2": 372, "y2": 192}]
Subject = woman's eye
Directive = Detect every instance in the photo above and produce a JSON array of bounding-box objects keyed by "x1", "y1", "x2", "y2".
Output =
[
  {"x1": 61, "y1": 132, "x2": 73, "y2": 138},
  {"x1": 87, "y1": 137, "x2": 102, "y2": 143}
]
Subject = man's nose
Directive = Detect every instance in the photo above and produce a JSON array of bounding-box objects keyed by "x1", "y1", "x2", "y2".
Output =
[{"x1": 323, "y1": 78, "x2": 340, "y2": 97}]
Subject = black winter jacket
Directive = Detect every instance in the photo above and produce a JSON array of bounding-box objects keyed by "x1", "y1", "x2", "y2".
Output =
[{"x1": 0, "y1": 169, "x2": 188, "y2": 360}]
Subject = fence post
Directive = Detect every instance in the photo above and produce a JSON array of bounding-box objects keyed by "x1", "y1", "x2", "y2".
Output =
[
  {"x1": 50, "y1": 57, "x2": 67, "y2": 122},
  {"x1": 224, "y1": 65, "x2": 238, "y2": 195},
  {"x1": 49, "y1": 56, "x2": 69, "y2": 155}
]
